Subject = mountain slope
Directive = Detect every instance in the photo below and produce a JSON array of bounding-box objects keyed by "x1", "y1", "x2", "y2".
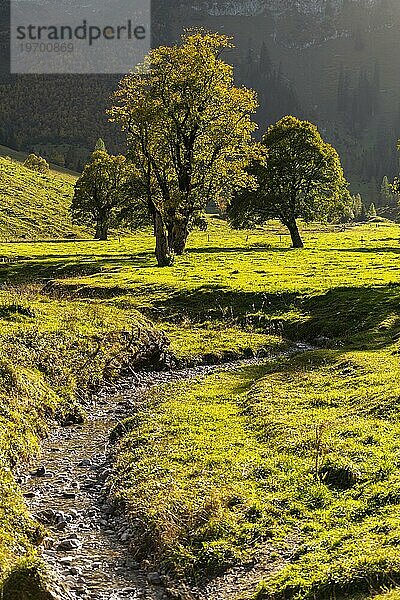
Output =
[
  {"x1": 0, "y1": 155, "x2": 82, "y2": 241},
  {"x1": 0, "y1": 0, "x2": 399, "y2": 200}
]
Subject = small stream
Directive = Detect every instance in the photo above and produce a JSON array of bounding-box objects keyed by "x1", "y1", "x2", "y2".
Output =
[{"x1": 18, "y1": 344, "x2": 311, "y2": 600}]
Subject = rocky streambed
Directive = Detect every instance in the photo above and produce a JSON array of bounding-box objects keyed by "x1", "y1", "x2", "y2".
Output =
[{"x1": 18, "y1": 345, "x2": 310, "y2": 600}]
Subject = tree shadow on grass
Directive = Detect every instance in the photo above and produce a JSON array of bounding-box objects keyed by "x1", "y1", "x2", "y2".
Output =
[
  {"x1": 286, "y1": 283, "x2": 400, "y2": 350},
  {"x1": 0, "y1": 252, "x2": 155, "y2": 284},
  {"x1": 186, "y1": 245, "x2": 294, "y2": 254},
  {"x1": 334, "y1": 246, "x2": 400, "y2": 255},
  {"x1": 145, "y1": 285, "x2": 299, "y2": 323},
  {"x1": 142, "y1": 283, "x2": 400, "y2": 352}
]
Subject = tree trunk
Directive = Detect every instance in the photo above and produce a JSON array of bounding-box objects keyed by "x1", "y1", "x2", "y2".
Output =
[
  {"x1": 95, "y1": 220, "x2": 109, "y2": 241},
  {"x1": 154, "y1": 212, "x2": 174, "y2": 267},
  {"x1": 170, "y1": 220, "x2": 189, "y2": 255},
  {"x1": 286, "y1": 218, "x2": 304, "y2": 248}
]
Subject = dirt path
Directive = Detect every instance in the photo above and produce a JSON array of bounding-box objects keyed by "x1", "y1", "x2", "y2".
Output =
[{"x1": 19, "y1": 348, "x2": 309, "y2": 600}]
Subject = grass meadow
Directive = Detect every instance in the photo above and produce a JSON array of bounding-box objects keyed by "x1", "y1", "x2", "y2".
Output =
[{"x1": 2, "y1": 217, "x2": 400, "y2": 598}]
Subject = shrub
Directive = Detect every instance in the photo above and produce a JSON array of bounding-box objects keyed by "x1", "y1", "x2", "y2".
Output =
[{"x1": 23, "y1": 154, "x2": 49, "y2": 175}]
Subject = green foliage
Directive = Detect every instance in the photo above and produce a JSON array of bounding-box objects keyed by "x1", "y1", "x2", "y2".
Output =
[
  {"x1": 352, "y1": 193, "x2": 364, "y2": 221},
  {"x1": 72, "y1": 150, "x2": 129, "y2": 240},
  {"x1": 109, "y1": 31, "x2": 259, "y2": 265},
  {"x1": 229, "y1": 116, "x2": 350, "y2": 248},
  {"x1": 367, "y1": 202, "x2": 377, "y2": 218},
  {"x1": 380, "y1": 175, "x2": 394, "y2": 206},
  {"x1": 94, "y1": 138, "x2": 107, "y2": 152},
  {"x1": 23, "y1": 154, "x2": 49, "y2": 175}
]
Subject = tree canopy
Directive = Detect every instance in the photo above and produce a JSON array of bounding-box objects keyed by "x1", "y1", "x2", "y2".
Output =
[
  {"x1": 228, "y1": 116, "x2": 350, "y2": 247},
  {"x1": 109, "y1": 30, "x2": 259, "y2": 266},
  {"x1": 71, "y1": 150, "x2": 128, "y2": 240}
]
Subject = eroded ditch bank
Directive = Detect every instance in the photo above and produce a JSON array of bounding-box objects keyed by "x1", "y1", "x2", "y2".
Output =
[{"x1": 16, "y1": 344, "x2": 311, "y2": 600}]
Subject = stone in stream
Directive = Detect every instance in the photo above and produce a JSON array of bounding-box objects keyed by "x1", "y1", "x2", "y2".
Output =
[
  {"x1": 23, "y1": 490, "x2": 38, "y2": 499},
  {"x1": 35, "y1": 508, "x2": 56, "y2": 524},
  {"x1": 62, "y1": 490, "x2": 77, "y2": 499},
  {"x1": 147, "y1": 572, "x2": 162, "y2": 585},
  {"x1": 56, "y1": 538, "x2": 82, "y2": 551},
  {"x1": 31, "y1": 465, "x2": 46, "y2": 477}
]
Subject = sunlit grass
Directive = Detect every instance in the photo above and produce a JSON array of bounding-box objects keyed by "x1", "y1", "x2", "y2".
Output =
[{"x1": 1, "y1": 218, "x2": 400, "y2": 596}]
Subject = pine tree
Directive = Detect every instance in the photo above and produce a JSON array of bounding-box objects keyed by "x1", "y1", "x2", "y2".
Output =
[
  {"x1": 94, "y1": 138, "x2": 107, "y2": 152},
  {"x1": 360, "y1": 202, "x2": 368, "y2": 221},
  {"x1": 367, "y1": 202, "x2": 377, "y2": 218},
  {"x1": 380, "y1": 175, "x2": 393, "y2": 206},
  {"x1": 352, "y1": 193, "x2": 363, "y2": 220}
]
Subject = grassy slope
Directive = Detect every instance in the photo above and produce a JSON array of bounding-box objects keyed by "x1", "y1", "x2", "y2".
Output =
[
  {"x1": 0, "y1": 144, "x2": 79, "y2": 183},
  {"x1": 0, "y1": 155, "x2": 82, "y2": 241}
]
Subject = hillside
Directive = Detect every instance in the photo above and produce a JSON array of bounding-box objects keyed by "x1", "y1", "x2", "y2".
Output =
[
  {"x1": 0, "y1": 145, "x2": 79, "y2": 185},
  {"x1": 1, "y1": 0, "x2": 398, "y2": 199},
  {"x1": 0, "y1": 154, "x2": 82, "y2": 241}
]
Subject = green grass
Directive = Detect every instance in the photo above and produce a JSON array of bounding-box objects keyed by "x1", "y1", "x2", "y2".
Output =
[
  {"x1": 0, "y1": 155, "x2": 82, "y2": 241},
  {"x1": 111, "y1": 368, "x2": 271, "y2": 576},
  {"x1": 0, "y1": 218, "x2": 399, "y2": 351},
  {"x1": 2, "y1": 218, "x2": 400, "y2": 596},
  {"x1": 0, "y1": 144, "x2": 79, "y2": 183},
  {"x1": 111, "y1": 345, "x2": 400, "y2": 599}
]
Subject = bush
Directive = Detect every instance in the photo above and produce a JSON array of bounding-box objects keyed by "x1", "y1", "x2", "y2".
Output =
[{"x1": 23, "y1": 154, "x2": 49, "y2": 175}]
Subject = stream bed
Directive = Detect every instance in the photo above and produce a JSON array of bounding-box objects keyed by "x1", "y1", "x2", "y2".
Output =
[{"x1": 18, "y1": 345, "x2": 310, "y2": 599}]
